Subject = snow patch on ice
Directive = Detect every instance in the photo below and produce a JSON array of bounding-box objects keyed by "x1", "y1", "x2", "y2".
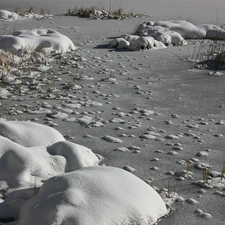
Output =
[
  {"x1": 0, "y1": 9, "x2": 53, "y2": 21},
  {"x1": 0, "y1": 29, "x2": 76, "y2": 56},
  {"x1": 110, "y1": 20, "x2": 225, "y2": 50},
  {"x1": 0, "y1": 121, "x2": 99, "y2": 189}
]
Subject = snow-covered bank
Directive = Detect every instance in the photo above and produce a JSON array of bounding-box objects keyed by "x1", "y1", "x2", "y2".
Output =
[
  {"x1": 0, "y1": 9, "x2": 52, "y2": 21},
  {"x1": 0, "y1": 28, "x2": 76, "y2": 56},
  {"x1": 2, "y1": 166, "x2": 167, "y2": 225},
  {"x1": 110, "y1": 20, "x2": 225, "y2": 50},
  {"x1": 0, "y1": 121, "x2": 168, "y2": 225},
  {"x1": 0, "y1": 121, "x2": 99, "y2": 189},
  {"x1": 0, "y1": 4, "x2": 225, "y2": 225}
]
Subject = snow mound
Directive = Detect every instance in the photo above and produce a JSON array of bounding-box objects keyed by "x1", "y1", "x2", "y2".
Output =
[
  {"x1": 0, "y1": 28, "x2": 76, "y2": 56},
  {"x1": 47, "y1": 141, "x2": 99, "y2": 172},
  {"x1": 0, "y1": 10, "x2": 20, "y2": 20},
  {"x1": 138, "y1": 20, "x2": 225, "y2": 39},
  {"x1": 0, "y1": 121, "x2": 99, "y2": 188},
  {"x1": 0, "y1": 9, "x2": 53, "y2": 21},
  {"x1": 110, "y1": 20, "x2": 225, "y2": 50},
  {"x1": 11, "y1": 166, "x2": 167, "y2": 225},
  {"x1": 0, "y1": 121, "x2": 65, "y2": 147}
]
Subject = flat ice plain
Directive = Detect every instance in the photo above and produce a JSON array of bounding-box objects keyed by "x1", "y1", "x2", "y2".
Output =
[{"x1": 0, "y1": 0, "x2": 225, "y2": 225}]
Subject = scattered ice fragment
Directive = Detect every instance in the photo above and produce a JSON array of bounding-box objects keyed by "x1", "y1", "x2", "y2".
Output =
[
  {"x1": 113, "y1": 147, "x2": 129, "y2": 152},
  {"x1": 165, "y1": 134, "x2": 179, "y2": 140},
  {"x1": 102, "y1": 135, "x2": 123, "y2": 143},
  {"x1": 150, "y1": 166, "x2": 159, "y2": 171},
  {"x1": 167, "y1": 151, "x2": 178, "y2": 155},
  {"x1": 186, "y1": 198, "x2": 198, "y2": 205},
  {"x1": 196, "y1": 151, "x2": 209, "y2": 157},
  {"x1": 47, "y1": 112, "x2": 68, "y2": 119},
  {"x1": 123, "y1": 165, "x2": 136, "y2": 173},
  {"x1": 128, "y1": 146, "x2": 140, "y2": 150},
  {"x1": 0, "y1": 88, "x2": 12, "y2": 99},
  {"x1": 200, "y1": 213, "x2": 212, "y2": 218},
  {"x1": 194, "y1": 162, "x2": 210, "y2": 170}
]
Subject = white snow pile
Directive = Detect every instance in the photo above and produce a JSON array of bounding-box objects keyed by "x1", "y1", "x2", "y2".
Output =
[
  {"x1": 0, "y1": 9, "x2": 53, "y2": 21},
  {"x1": 0, "y1": 121, "x2": 65, "y2": 147},
  {"x1": 110, "y1": 20, "x2": 225, "y2": 50},
  {"x1": 0, "y1": 10, "x2": 20, "y2": 20},
  {"x1": 0, "y1": 121, "x2": 99, "y2": 189},
  {"x1": 1, "y1": 166, "x2": 167, "y2": 225},
  {"x1": 0, "y1": 28, "x2": 76, "y2": 56},
  {"x1": 0, "y1": 121, "x2": 168, "y2": 224}
]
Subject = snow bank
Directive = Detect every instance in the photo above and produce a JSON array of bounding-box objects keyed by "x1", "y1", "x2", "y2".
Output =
[
  {"x1": 0, "y1": 9, "x2": 53, "y2": 21},
  {"x1": 0, "y1": 121, "x2": 166, "y2": 225},
  {"x1": 0, "y1": 28, "x2": 76, "y2": 56},
  {"x1": 110, "y1": 20, "x2": 225, "y2": 50},
  {"x1": 138, "y1": 20, "x2": 225, "y2": 39},
  {"x1": 0, "y1": 121, "x2": 65, "y2": 147},
  {"x1": 0, "y1": 10, "x2": 20, "y2": 20},
  {"x1": 0, "y1": 121, "x2": 99, "y2": 189},
  {"x1": 10, "y1": 166, "x2": 167, "y2": 225}
]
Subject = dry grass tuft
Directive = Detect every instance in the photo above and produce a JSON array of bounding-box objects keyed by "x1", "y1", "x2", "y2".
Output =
[
  {"x1": 13, "y1": 6, "x2": 51, "y2": 18},
  {"x1": 189, "y1": 37, "x2": 225, "y2": 71},
  {"x1": 27, "y1": 6, "x2": 35, "y2": 14},
  {"x1": 202, "y1": 165, "x2": 211, "y2": 184},
  {"x1": 165, "y1": 179, "x2": 177, "y2": 198},
  {"x1": 221, "y1": 161, "x2": 225, "y2": 181},
  {"x1": 67, "y1": 5, "x2": 147, "y2": 20}
]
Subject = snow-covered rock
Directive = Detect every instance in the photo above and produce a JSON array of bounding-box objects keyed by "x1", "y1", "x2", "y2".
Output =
[
  {"x1": 47, "y1": 141, "x2": 99, "y2": 172},
  {"x1": 0, "y1": 28, "x2": 76, "y2": 56},
  {"x1": 0, "y1": 121, "x2": 65, "y2": 147},
  {"x1": 0, "y1": 137, "x2": 99, "y2": 189},
  {"x1": 0, "y1": 121, "x2": 99, "y2": 189},
  {"x1": 138, "y1": 20, "x2": 225, "y2": 40},
  {"x1": 0, "y1": 9, "x2": 53, "y2": 21},
  {"x1": 110, "y1": 20, "x2": 225, "y2": 50},
  {"x1": 0, "y1": 10, "x2": 20, "y2": 20},
  {"x1": 6, "y1": 166, "x2": 167, "y2": 225}
]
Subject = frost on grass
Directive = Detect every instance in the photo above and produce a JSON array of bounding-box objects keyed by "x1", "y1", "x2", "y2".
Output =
[
  {"x1": 3, "y1": 166, "x2": 167, "y2": 225},
  {"x1": 0, "y1": 121, "x2": 99, "y2": 189},
  {"x1": 0, "y1": 28, "x2": 76, "y2": 56},
  {"x1": 110, "y1": 20, "x2": 225, "y2": 50}
]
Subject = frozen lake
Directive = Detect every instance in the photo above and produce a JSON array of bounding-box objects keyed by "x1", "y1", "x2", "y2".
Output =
[{"x1": 0, "y1": 0, "x2": 225, "y2": 24}]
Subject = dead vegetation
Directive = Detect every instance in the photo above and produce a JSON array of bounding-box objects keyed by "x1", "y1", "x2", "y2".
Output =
[
  {"x1": 189, "y1": 38, "x2": 225, "y2": 71},
  {"x1": 67, "y1": 5, "x2": 147, "y2": 20}
]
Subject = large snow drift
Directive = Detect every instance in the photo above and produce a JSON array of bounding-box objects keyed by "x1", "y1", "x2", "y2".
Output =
[
  {"x1": 9, "y1": 166, "x2": 167, "y2": 225},
  {"x1": 0, "y1": 121, "x2": 99, "y2": 189},
  {"x1": 0, "y1": 28, "x2": 76, "y2": 55},
  {"x1": 0, "y1": 121, "x2": 167, "y2": 225},
  {"x1": 110, "y1": 20, "x2": 225, "y2": 50}
]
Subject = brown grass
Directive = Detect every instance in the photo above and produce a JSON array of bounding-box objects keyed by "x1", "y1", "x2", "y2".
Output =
[
  {"x1": 190, "y1": 39, "x2": 225, "y2": 71},
  {"x1": 221, "y1": 161, "x2": 225, "y2": 181},
  {"x1": 67, "y1": 5, "x2": 146, "y2": 20}
]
